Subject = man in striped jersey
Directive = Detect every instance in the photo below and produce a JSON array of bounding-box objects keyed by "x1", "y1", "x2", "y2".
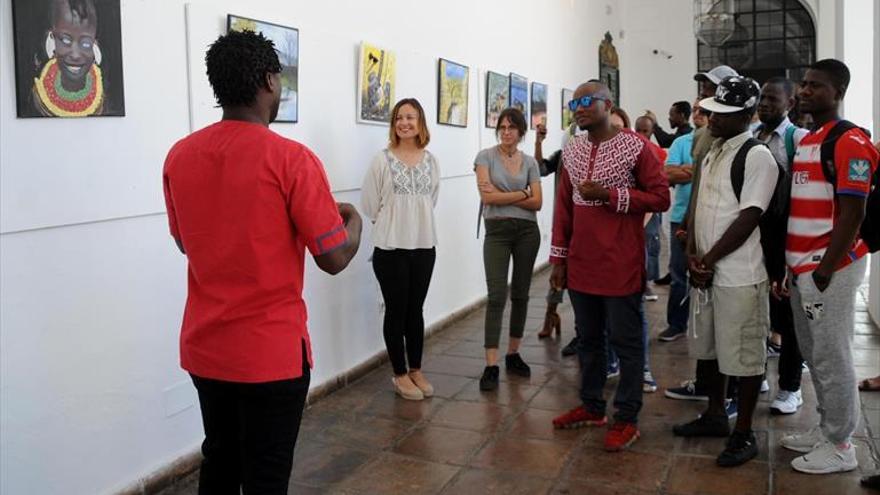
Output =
[{"x1": 780, "y1": 59, "x2": 879, "y2": 475}]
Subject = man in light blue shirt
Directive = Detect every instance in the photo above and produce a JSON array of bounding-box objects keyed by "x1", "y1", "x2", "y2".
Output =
[{"x1": 657, "y1": 127, "x2": 694, "y2": 342}]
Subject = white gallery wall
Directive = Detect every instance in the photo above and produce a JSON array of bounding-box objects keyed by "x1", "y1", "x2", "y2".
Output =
[
  {"x1": 616, "y1": 0, "x2": 699, "y2": 129},
  {"x1": 3, "y1": 0, "x2": 866, "y2": 493},
  {"x1": 0, "y1": 0, "x2": 623, "y2": 493}
]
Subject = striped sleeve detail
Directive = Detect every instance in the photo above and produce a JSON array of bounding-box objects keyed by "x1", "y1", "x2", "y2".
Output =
[{"x1": 313, "y1": 224, "x2": 348, "y2": 255}]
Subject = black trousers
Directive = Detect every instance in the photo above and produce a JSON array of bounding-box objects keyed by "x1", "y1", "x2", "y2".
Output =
[
  {"x1": 771, "y1": 294, "x2": 803, "y2": 392},
  {"x1": 570, "y1": 289, "x2": 644, "y2": 423},
  {"x1": 191, "y1": 342, "x2": 310, "y2": 495},
  {"x1": 372, "y1": 247, "x2": 436, "y2": 375}
]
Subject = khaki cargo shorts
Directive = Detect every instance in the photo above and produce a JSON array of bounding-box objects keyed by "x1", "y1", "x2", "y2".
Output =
[{"x1": 688, "y1": 280, "x2": 769, "y2": 377}]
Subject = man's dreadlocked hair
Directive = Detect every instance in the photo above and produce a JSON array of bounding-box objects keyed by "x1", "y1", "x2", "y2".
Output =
[{"x1": 205, "y1": 30, "x2": 282, "y2": 108}]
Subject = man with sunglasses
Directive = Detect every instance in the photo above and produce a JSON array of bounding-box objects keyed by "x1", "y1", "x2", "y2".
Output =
[{"x1": 549, "y1": 81, "x2": 669, "y2": 452}]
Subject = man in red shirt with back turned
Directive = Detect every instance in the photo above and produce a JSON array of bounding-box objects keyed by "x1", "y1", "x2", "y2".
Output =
[
  {"x1": 549, "y1": 80, "x2": 669, "y2": 451},
  {"x1": 162, "y1": 31, "x2": 361, "y2": 494}
]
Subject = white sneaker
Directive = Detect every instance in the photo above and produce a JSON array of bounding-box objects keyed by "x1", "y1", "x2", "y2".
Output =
[
  {"x1": 761, "y1": 379, "x2": 770, "y2": 393},
  {"x1": 781, "y1": 426, "x2": 824, "y2": 453},
  {"x1": 643, "y1": 371, "x2": 658, "y2": 393},
  {"x1": 770, "y1": 390, "x2": 803, "y2": 415},
  {"x1": 791, "y1": 442, "x2": 858, "y2": 474}
]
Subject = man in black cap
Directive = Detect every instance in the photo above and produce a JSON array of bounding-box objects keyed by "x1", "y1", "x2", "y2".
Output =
[{"x1": 671, "y1": 75, "x2": 779, "y2": 468}]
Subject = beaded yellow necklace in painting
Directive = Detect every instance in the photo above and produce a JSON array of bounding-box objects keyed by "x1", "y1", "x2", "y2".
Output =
[{"x1": 34, "y1": 58, "x2": 104, "y2": 117}]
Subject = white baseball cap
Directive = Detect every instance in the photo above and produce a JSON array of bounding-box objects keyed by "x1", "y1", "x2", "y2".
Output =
[{"x1": 694, "y1": 65, "x2": 739, "y2": 85}]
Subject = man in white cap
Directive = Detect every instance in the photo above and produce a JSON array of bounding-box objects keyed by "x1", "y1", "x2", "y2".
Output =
[{"x1": 672, "y1": 75, "x2": 779, "y2": 468}]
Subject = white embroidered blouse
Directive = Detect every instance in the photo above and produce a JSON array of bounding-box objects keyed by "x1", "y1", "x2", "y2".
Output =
[{"x1": 360, "y1": 149, "x2": 440, "y2": 250}]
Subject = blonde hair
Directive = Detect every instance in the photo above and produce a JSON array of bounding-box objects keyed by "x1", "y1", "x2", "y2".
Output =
[{"x1": 389, "y1": 98, "x2": 430, "y2": 148}]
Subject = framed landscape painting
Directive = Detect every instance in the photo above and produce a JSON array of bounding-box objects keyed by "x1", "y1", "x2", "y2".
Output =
[
  {"x1": 228, "y1": 14, "x2": 299, "y2": 123},
  {"x1": 509, "y1": 73, "x2": 528, "y2": 121},
  {"x1": 561, "y1": 88, "x2": 574, "y2": 130},
  {"x1": 530, "y1": 82, "x2": 547, "y2": 129},
  {"x1": 485, "y1": 71, "x2": 509, "y2": 128},
  {"x1": 437, "y1": 58, "x2": 468, "y2": 127}
]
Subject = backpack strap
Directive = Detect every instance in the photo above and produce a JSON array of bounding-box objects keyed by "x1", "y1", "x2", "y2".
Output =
[
  {"x1": 819, "y1": 120, "x2": 859, "y2": 187},
  {"x1": 730, "y1": 138, "x2": 766, "y2": 203},
  {"x1": 784, "y1": 125, "x2": 797, "y2": 166}
]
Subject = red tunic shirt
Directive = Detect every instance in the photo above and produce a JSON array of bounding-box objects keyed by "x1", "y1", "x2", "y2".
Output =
[
  {"x1": 550, "y1": 129, "x2": 670, "y2": 296},
  {"x1": 163, "y1": 121, "x2": 347, "y2": 383}
]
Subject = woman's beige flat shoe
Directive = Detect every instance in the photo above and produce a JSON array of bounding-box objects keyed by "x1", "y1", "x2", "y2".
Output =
[
  {"x1": 408, "y1": 371, "x2": 434, "y2": 398},
  {"x1": 392, "y1": 375, "x2": 424, "y2": 400}
]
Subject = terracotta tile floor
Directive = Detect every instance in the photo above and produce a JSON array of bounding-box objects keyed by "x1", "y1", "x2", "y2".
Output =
[{"x1": 163, "y1": 268, "x2": 880, "y2": 494}]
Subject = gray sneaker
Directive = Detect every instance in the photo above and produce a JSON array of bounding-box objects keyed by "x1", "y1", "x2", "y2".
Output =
[
  {"x1": 780, "y1": 426, "x2": 823, "y2": 453},
  {"x1": 791, "y1": 442, "x2": 858, "y2": 474}
]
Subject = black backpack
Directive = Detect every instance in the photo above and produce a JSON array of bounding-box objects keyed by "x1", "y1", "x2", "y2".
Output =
[
  {"x1": 817, "y1": 120, "x2": 880, "y2": 253},
  {"x1": 730, "y1": 138, "x2": 789, "y2": 281}
]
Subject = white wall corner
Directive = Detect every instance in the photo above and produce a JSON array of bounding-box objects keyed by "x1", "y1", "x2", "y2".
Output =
[{"x1": 869, "y1": 0, "x2": 880, "y2": 328}]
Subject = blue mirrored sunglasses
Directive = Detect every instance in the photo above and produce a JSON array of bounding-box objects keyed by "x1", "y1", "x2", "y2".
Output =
[{"x1": 567, "y1": 95, "x2": 608, "y2": 111}]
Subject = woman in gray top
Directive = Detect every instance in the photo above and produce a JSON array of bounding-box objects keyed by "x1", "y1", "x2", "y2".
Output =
[{"x1": 473, "y1": 107, "x2": 543, "y2": 391}]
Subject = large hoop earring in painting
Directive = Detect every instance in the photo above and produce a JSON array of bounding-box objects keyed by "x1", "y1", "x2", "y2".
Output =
[
  {"x1": 93, "y1": 41, "x2": 102, "y2": 66},
  {"x1": 45, "y1": 32, "x2": 56, "y2": 58}
]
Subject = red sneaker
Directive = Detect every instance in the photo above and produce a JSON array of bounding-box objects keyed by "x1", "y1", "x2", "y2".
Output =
[
  {"x1": 604, "y1": 422, "x2": 640, "y2": 452},
  {"x1": 552, "y1": 406, "x2": 608, "y2": 429}
]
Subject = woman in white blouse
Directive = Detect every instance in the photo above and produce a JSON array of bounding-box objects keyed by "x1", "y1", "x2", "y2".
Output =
[{"x1": 361, "y1": 98, "x2": 440, "y2": 401}]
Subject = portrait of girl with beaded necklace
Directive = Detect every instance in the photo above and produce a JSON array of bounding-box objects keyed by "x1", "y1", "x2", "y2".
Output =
[{"x1": 12, "y1": 0, "x2": 125, "y2": 118}]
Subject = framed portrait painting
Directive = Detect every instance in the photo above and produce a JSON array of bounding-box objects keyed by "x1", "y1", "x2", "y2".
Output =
[
  {"x1": 437, "y1": 58, "x2": 468, "y2": 127},
  {"x1": 530, "y1": 82, "x2": 547, "y2": 129},
  {"x1": 357, "y1": 42, "x2": 396, "y2": 125},
  {"x1": 228, "y1": 15, "x2": 299, "y2": 123},
  {"x1": 485, "y1": 71, "x2": 509, "y2": 128},
  {"x1": 509, "y1": 73, "x2": 528, "y2": 121},
  {"x1": 11, "y1": 0, "x2": 125, "y2": 118}
]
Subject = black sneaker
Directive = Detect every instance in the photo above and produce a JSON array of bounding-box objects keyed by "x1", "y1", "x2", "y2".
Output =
[
  {"x1": 664, "y1": 380, "x2": 709, "y2": 401},
  {"x1": 561, "y1": 337, "x2": 579, "y2": 357},
  {"x1": 658, "y1": 327, "x2": 686, "y2": 342},
  {"x1": 672, "y1": 413, "x2": 730, "y2": 437},
  {"x1": 654, "y1": 273, "x2": 671, "y2": 285},
  {"x1": 717, "y1": 430, "x2": 758, "y2": 467},
  {"x1": 479, "y1": 366, "x2": 500, "y2": 391},
  {"x1": 505, "y1": 353, "x2": 531, "y2": 377}
]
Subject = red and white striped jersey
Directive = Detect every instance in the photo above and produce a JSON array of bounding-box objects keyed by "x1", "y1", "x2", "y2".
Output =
[{"x1": 785, "y1": 121, "x2": 878, "y2": 275}]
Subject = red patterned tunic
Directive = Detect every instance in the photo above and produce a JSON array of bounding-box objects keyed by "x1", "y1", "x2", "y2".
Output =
[{"x1": 550, "y1": 129, "x2": 669, "y2": 296}]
